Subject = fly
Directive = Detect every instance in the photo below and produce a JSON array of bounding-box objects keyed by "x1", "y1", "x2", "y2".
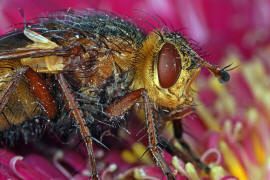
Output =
[{"x1": 0, "y1": 9, "x2": 230, "y2": 180}]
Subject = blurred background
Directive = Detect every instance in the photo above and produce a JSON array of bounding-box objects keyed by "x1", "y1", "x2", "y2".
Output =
[{"x1": 1, "y1": 0, "x2": 270, "y2": 179}]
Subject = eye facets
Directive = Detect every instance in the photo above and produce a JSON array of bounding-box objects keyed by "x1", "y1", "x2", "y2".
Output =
[{"x1": 158, "y1": 43, "x2": 182, "y2": 88}]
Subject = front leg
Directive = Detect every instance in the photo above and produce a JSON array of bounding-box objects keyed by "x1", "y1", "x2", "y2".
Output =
[
  {"x1": 105, "y1": 88, "x2": 143, "y2": 118},
  {"x1": 142, "y1": 91, "x2": 176, "y2": 180},
  {"x1": 105, "y1": 89, "x2": 175, "y2": 179}
]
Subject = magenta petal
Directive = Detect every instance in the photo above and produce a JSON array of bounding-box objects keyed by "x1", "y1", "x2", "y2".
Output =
[
  {"x1": 0, "y1": 148, "x2": 57, "y2": 180},
  {"x1": 241, "y1": 136, "x2": 257, "y2": 164},
  {"x1": 163, "y1": 150, "x2": 172, "y2": 163},
  {"x1": 62, "y1": 150, "x2": 86, "y2": 172},
  {"x1": 175, "y1": 174, "x2": 189, "y2": 180},
  {"x1": 0, "y1": 148, "x2": 18, "y2": 166},
  {"x1": 227, "y1": 72, "x2": 254, "y2": 106},
  {"x1": 24, "y1": 154, "x2": 67, "y2": 179},
  {"x1": 0, "y1": 164, "x2": 20, "y2": 180},
  {"x1": 103, "y1": 150, "x2": 132, "y2": 172},
  {"x1": 199, "y1": 89, "x2": 218, "y2": 107},
  {"x1": 183, "y1": 113, "x2": 207, "y2": 142},
  {"x1": 203, "y1": 132, "x2": 220, "y2": 149},
  {"x1": 10, "y1": 156, "x2": 50, "y2": 180},
  {"x1": 72, "y1": 173, "x2": 89, "y2": 180}
]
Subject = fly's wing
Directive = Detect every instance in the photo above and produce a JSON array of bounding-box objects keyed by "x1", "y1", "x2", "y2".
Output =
[
  {"x1": 0, "y1": 30, "x2": 32, "y2": 51},
  {"x1": 0, "y1": 29, "x2": 80, "y2": 73},
  {"x1": 0, "y1": 47, "x2": 72, "y2": 60}
]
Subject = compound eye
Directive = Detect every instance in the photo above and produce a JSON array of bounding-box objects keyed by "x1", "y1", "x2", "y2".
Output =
[{"x1": 158, "y1": 43, "x2": 182, "y2": 88}]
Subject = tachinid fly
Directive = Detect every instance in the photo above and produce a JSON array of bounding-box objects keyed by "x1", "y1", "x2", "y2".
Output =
[{"x1": 0, "y1": 9, "x2": 230, "y2": 180}]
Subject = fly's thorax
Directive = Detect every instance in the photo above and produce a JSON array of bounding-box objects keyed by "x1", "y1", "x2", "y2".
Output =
[
  {"x1": 20, "y1": 29, "x2": 137, "y2": 88},
  {"x1": 130, "y1": 31, "x2": 201, "y2": 108},
  {"x1": 74, "y1": 37, "x2": 137, "y2": 87}
]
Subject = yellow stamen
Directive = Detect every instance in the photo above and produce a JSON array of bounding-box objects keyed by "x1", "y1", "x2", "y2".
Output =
[
  {"x1": 121, "y1": 150, "x2": 138, "y2": 163},
  {"x1": 243, "y1": 60, "x2": 270, "y2": 110},
  {"x1": 245, "y1": 107, "x2": 259, "y2": 125},
  {"x1": 165, "y1": 121, "x2": 174, "y2": 137},
  {"x1": 132, "y1": 142, "x2": 153, "y2": 165},
  {"x1": 219, "y1": 141, "x2": 248, "y2": 180},
  {"x1": 173, "y1": 140, "x2": 184, "y2": 152},
  {"x1": 171, "y1": 156, "x2": 188, "y2": 177},
  {"x1": 251, "y1": 132, "x2": 266, "y2": 165},
  {"x1": 196, "y1": 101, "x2": 221, "y2": 131},
  {"x1": 134, "y1": 168, "x2": 147, "y2": 179},
  {"x1": 186, "y1": 162, "x2": 200, "y2": 180},
  {"x1": 209, "y1": 164, "x2": 227, "y2": 180},
  {"x1": 121, "y1": 143, "x2": 153, "y2": 165},
  {"x1": 209, "y1": 77, "x2": 236, "y2": 116}
]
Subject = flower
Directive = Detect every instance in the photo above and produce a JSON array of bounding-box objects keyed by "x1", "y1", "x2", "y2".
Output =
[
  {"x1": 0, "y1": 0, "x2": 270, "y2": 179},
  {"x1": 193, "y1": 49, "x2": 270, "y2": 179}
]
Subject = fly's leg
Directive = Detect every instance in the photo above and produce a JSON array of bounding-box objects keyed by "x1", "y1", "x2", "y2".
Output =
[
  {"x1": 165, "y1": 107, "x2": 194, "y2": 122},
  {"x1": 106, "y1": 89, "x2": 175, "y2": 179},
  {"x1": 105, "y1": 89, "x2": 143, "y2": 118},
  {"x1": 172, "y1": 120, "x2": 210, "y2": 173},
  {"x1": 25, "y1": 69, "x2": 57, "y2": 119},
  {"x1": 106, "y1": 89, "x2": 176, "y2": 179},
  {"x1": 142, "y1": 91, "x2": 176, "y2": 180},
  {"x1": 56, "y1": 73, "x2": 98, "y2": 180},
  {"x1": 164, "y1": 107, "x2": 210, "y2": 173}
]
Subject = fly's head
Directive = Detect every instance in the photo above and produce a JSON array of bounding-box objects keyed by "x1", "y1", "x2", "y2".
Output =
[{"x1": 131, "y1": 31, "x2": 229, "y2": 108}]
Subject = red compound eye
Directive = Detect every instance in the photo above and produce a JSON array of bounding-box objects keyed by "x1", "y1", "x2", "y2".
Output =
[{"x1": 158, "y1": 43, "x2": 182, "y2": 88}]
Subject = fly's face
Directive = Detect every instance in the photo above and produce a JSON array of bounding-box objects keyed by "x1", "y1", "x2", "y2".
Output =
[{"x1": 131, "y1": 32, "x2": 201, "y2": 108}]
